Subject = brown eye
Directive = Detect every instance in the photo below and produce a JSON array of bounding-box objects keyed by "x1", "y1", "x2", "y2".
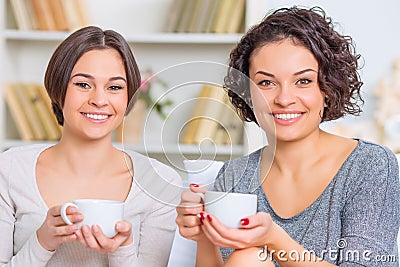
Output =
[
  {"x1": 258, "y1": 80, "x2": 274, "y2": 87},
  {"x1": 295, "y1": 79, "x2": 312, "y2": 85},
  {"x1": 108, "y1": 85, "x2": 123, "y2": 91},
  {"x1": 74, "y1": 82, "x2": 91, "y2": 89}
]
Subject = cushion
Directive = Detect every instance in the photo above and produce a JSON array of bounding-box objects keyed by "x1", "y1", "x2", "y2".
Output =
[{"x1": 166, "y1": 160, "x2": 224, "y2": 267}]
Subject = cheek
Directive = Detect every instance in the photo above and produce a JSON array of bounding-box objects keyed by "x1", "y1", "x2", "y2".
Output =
[
  {"x1": 62, "y1": 89, "x2": 79, "y2": 112},
  {"x1": 250, "y1": 86, "x2": 272, "y2": 113},
  {"x1": 113, "y1": 93, "x2": 129, "y2": 113},
  {"x1": 301, "y1": 90, "x2": 325, "y2": 110},
  {"x1": 250, "y1": 87, "x2": 275, "y2": 127}
]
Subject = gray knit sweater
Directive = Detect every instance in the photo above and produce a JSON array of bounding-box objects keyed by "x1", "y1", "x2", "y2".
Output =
[{"x1": 214, "y1": 139, "x2": 400, "y2": 266}]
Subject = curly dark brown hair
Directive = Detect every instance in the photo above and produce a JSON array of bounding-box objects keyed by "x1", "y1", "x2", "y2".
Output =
[{"x1": 225, "y1": 6, "x2": 364, "y2": 123}]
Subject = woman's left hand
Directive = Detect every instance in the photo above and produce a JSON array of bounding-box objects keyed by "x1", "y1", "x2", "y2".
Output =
[
  {"x1": 75, "y1": 220, "x2": 133, "y2": 253},
  {"x1": 200, "y1": 211, "x2": 276, "y2": 249}
]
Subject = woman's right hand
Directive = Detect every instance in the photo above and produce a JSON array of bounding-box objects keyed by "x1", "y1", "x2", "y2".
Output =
[
  {"x1": 36, "y1": 205, "x2": 83, "y2": 251},
  {"x1": 176, "y1": 184, "x2": 207, "y2": 242}
]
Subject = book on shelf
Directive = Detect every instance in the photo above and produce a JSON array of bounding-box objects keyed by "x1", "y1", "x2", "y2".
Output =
[
  {"x1": 181, "y1": 84, "x2": 227, "y2": 145},
  {"x1": 164, "y1": 0, "x2": 245, "y2": 33},
  {"x1": 194, "y1": 0, "x2": 216, "y2": 33},
  {"x1": 36, "y1": 84, "x2": 62, "y2": 134},
  {"x1": 61, "y1": 0, "x2": 88, "y2": 31},
  {"x1": 4, "y1": 83, "x2": 61, "y2": 141},
  {"x1": 225, "y1": 0, "x2": 246, "y2": 34},
  {"x1": 203, "y1": 0, "x2": 222, "y2": 33},
  {"x1": 4, "y1": 84, "x2": 35, "y2": 140},
  {"x1": 181, "y1": 84, "x2": 212, "y2": 144},
  {"x1": 24, "y1": 0, "x2": 40, "y2": 30},
  {"x1": 9, "y1": 0, "x2": 32, "y2": 30},
  {"x1": 164, "y1": 0, "x2": 187, "y2": 32},
  {"x1": 48, "y1": 0, "x2": 69, "y2": 31},
  {"x1": 214, "y1": 95, "x2": 243, "y2": 145},
  {"x1": 211, "y1": 0, "x2": 234, "y2": 33},
  {"x1": 175, "y1": 0, "x2": 196, "y2": 32},
  {"x1": 30, "y1": 0, "x2": 56, "y2": 31},
  {"x1": 13, "y1": 83, "x2": 47, "y2": 140},
  {"x1": 24, "y1": 84, "x2": 61, "y2": 140},
  {"x1": 9, "y1": 0, "x2": 89, "y2": 31}
]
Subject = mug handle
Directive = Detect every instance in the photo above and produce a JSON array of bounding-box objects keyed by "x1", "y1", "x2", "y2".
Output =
[{"x1": 60, "y1": 202, "x2": 78, "y2": 225}]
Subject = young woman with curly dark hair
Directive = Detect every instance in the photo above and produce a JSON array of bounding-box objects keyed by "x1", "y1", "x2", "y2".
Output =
[{"x1": 177, "y1": 6, "x2": 399, "y2": 266}]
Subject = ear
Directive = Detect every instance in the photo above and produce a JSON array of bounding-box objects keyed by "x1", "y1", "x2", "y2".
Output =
[{"x1": 323, "y1": 94, "x2": 328, "y2": 108}]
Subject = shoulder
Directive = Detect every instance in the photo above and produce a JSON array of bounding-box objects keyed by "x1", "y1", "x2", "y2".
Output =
[
  {"x1": 220, "y1": 148, "x2": 262, "y2": 174},
  {"x1": 214, "y1": 148, "x2": 262, "y2": 192},
  {"x1": 351, "y1": 139, "x2": 398, "y2": 170},
  {"x1": 0, "y1": 144, "x2": 51, "y2": 169},
  {"x1": 1, "y1": 143, "x2": 52, "y2": 157},
  {"x1": 343, "y1": 139, "x2": 399, "y2": 192},
  {"x1": 123, "y1": 149, "x2": 181, "y2": 186}
]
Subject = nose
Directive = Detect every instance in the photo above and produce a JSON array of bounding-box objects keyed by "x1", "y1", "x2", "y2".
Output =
[
  {"x1": 89, "y1": 88, "x2": 108, "y2": 107},
  {"x1": 274, "y1": 84, "x2": 296, "y2": 107}
]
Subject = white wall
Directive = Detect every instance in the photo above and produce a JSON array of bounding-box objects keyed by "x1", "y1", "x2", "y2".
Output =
[{"x1": 264, "y1": 1, "x2": 400, "y2": 123}]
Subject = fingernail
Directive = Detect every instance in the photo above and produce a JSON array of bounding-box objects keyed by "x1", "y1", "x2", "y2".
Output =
[
  {"x1": 197, "y1": 213, "x2": 204, "y2": 225},
  {"x1": 190, "y1": 183, "x2": 199, "y2": 187},
  {"x1": 240, "y1": 218, "x2": 249, "y2": 226},
  {"x1": 207, "y1": 214, "x2": 212, "y2": 222},
  {"x1": 93, "y1": 225, "x2": 99, "y2": 232},
  {"x1": 82, "y1": 225, "x2": 89, "y2": 233}
]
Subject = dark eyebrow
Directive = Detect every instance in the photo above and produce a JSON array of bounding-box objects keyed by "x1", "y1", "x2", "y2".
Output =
[
  {"x1": 255, "y1": 71, "x2": 274, "y2": 77},
  {"x1": 255, "y1": 69, "x2": 317, "y2": 78},
  {"x1": 71, "y1": 73, "x2": 93, "y2": 80},
  {"x1": 70, "y1": 73, "x2": 127, "y2": 83},
  {"x1": 109, "y1": 76, "x2": 127, "y2": 83},
  {"x1": 294, "y1": 69, "x2": 317, "y2": 76}
]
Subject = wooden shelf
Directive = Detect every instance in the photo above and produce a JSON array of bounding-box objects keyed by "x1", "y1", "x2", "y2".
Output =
[{"x1": 4, "y1": 30, "x2": 242, "y2": 44}]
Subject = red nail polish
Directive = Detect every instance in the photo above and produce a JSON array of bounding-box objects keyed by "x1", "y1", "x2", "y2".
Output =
[
  {"x1": 240, "y1": 218, "x2": 249, "y2": 226},
  {"x1": 190, "y1": 183, "x2": 199, "y2": 187},
  {"x1": 198, "y1": 212, "x2": 204, "y2": 225},
  {"x1": 207, "y1": 214, "x2": 212, "y2": 222}
]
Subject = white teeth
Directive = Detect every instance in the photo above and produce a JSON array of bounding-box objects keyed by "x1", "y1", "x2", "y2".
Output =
[
  {"x1": 274, "y1": 113, "x2": 301, "y2": 120},
  {"x1": 83, "y1": 113, "x2": 109, "y2": 120}
]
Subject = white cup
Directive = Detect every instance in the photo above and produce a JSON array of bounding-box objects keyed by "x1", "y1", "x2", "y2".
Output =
[
  {"x1": 60, "y1": 199, "x2": 124, "y2": 238},
  {"x1": 201, "y1": 191, "x2": 257, "y2": 228}
]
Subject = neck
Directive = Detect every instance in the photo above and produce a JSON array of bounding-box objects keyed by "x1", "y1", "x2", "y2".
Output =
[
  {"x1": 268, "y1": 129, "x2": 328, "y2": 175},
  {"x1": 53, "y1": 134, "x2": 121, "y2": 179}
]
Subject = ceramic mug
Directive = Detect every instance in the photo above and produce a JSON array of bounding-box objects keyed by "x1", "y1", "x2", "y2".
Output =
[
  {"x1": 199, "y1": 191, "x2": 257, "y2": 228},
  {"x1": 60, "y1": 199, "x2": 124, "y2": 238}
]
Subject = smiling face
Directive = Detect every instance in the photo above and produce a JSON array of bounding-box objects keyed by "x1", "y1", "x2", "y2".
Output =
[
  {"x1": 62, "y1": 49, "x2": 128, "y2": 141},
  {"x1": 249, "y1": 39, "x2": 326, "y2": 142}
]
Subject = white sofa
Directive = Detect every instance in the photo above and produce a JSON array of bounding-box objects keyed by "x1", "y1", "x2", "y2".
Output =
[{"x1": 167, "y1": 160, "x2": 224, "y2": 267}]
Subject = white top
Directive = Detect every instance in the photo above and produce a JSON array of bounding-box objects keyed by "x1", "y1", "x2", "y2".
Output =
[{"x1": 0, "y1": 144, "x2": 183, "y2": 267}]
